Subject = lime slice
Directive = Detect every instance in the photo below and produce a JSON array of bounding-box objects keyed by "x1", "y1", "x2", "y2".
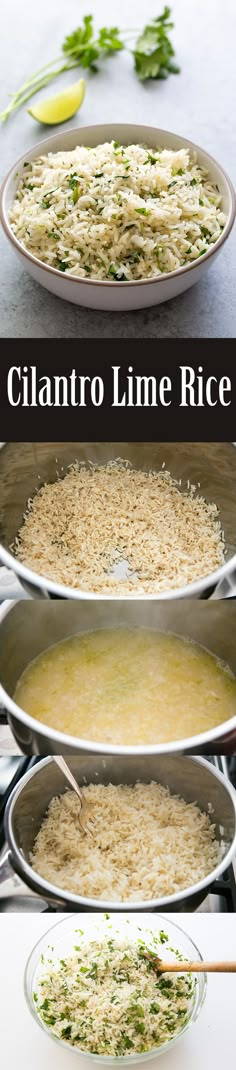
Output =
[{"x1": 28, "y1": 78, "x2": 86, "y2": 125}]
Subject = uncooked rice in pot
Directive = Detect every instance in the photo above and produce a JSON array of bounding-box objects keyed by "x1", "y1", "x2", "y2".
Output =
[
  {"x1": 36, "y1": 933, "x2": 194, "y2": 1053},
  {"x1": 13, "y1": 460, "x2": 225, "y2": 593},
  {"x1": 30, "y1": 782, "x2": 223, "y2": 900},
  {"x1": 9, "y1": 142, "x2": 225, "y2": 280}
]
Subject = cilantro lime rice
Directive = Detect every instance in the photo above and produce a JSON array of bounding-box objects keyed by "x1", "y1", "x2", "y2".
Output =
[
  {"x1": 9, "y1": 141, "x2": 225, "y2": 280},
  {"x1": 35, "y1": 933, "x2": 194, "y2": 1054}
]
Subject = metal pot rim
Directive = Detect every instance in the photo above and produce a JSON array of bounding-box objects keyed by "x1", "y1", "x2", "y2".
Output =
[
  {"x1": 0, "y1": 600, "x2": 236, "y2": 754},
  {"x1": 4, "y1": 754, "x2": 236, "y2": 910}
]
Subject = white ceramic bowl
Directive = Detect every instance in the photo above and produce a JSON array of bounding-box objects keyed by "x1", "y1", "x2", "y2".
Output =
[{"x1": 1, "y1": 123, "x2": 235, "y2": 311}]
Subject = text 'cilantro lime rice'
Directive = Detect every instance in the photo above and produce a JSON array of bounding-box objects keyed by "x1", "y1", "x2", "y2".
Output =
[
  {"x1": 30, "y1": 782, "x2": 222, "y2": 901},
  {"x1": 9, "y1": 141, "x2": 225, "y2": 280},
  {"x1": 13, "y1": 460, "x2": 225, "y2": 593},
  {"x1": 35, "y1": 933, "x2": 194, "y2": 1054}
]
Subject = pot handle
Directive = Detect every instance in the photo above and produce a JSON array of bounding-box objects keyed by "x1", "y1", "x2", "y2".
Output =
[
  {"x1": 0, "y1": 848, "x2": 39, "y2": 900},
  {"x1": 0, "y1": 849, "x2": 70, "y2": 909},
  {"x1": 210, "y1": 572, "x2": 236, "y2": 599}
]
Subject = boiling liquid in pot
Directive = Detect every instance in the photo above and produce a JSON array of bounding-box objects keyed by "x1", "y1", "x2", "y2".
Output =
[{"x1": 13, "y1": 629, "x2": 236, "y2": 744}]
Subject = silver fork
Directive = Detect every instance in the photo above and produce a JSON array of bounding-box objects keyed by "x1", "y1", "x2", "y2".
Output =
[{"x1": 53, "y1": 756, "x2": 95, "y2": 836}]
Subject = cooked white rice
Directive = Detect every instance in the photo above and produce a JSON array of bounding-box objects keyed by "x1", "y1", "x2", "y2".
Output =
[
  {"x1": 35, "y1": 933, "x2": 194, "y2": 1053},
  {"x1": 9, "y1": 141, "x2": 225, "y2": 280},
  {"x1": 30, "y1": 782, "x2": 222, "y2": 900}
]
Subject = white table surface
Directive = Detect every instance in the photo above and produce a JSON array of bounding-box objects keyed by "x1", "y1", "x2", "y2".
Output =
[
  {"x1": 1, "y1": 912, "x2": 236, "y2": 1066},
  {"x1": 0, "y1": 0, "x2": 236, "y2": 338}
]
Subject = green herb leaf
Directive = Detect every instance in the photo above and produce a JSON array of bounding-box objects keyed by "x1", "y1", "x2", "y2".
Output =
[
  {"x1": 133, "y1": 7, "x2": 180, "y2": 82},
  {"x1": 61, "y1": 1024, "x2": 72, "y2": 1038},
  {"x1": 97, "y1": 26, "x2": 124, "y2": 54},
  {"x1": 47, "y1": 229, "x2": 60, "y2": 240},
  {"x1": 135, "y1": 206, "x2": 149, "y2": 215},
  {"x1": 122, "y1": 1036, "x2": 134, "y2": 1050},
  {"x1": 108, "y1": 264, "x2": 127, "y2": 280},
  {"x1": 68, "y1": 173, "x2": 79, "y2": 189},
  {"x1": 147, "y1": 152, "x2": 158, "y2": 165},
  {"x1": 62, "y1": 16, "x2": 123, "y2": 70},
  {"x1": 57, "y1": 260, "x2": 68, "y2": 272}
]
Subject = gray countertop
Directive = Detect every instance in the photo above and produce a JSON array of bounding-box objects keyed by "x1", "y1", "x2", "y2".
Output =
[{"x1": 1, "y1": 0, "x2": 235, "y2": 338}]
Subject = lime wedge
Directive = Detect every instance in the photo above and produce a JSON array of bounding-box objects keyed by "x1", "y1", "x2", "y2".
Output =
[{"x1": 28, "y1": 78, "x2": 86, "y2": 125}]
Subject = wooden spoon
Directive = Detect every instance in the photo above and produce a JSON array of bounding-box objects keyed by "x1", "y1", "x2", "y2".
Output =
[{"x1": 143, "y1": 952, "x2": 236, "y2": 973}]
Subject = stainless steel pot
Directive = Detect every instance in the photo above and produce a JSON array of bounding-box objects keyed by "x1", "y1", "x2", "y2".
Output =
[
  {"x1": 0, "y1": 442, "x2": 236, "y2": 600},
  {"x1": 0, "y1": 599, "x2": 236, "y2": 755},
  {"x1": 1, "y1": 754, "x2": 236, "y2": 912}
]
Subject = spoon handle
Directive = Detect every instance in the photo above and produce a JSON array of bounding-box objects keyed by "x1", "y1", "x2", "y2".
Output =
[
  {"x1": 53, "y1": 756, "x2": 83, "y2": 804},
  {"x1": 154, "y1": 961, "x2": 236, "y2": 973}
]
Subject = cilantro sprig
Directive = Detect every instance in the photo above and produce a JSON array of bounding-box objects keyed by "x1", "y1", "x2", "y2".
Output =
[
  {"x1": 62, "y1": 16, "x2": 124, "y2": 70},
  {"x1": 0, "y1": 9, "x2": 180, "y2": 122},
  {"x1": 133, "y1": 7, "x2": 180, "y2": 81}
]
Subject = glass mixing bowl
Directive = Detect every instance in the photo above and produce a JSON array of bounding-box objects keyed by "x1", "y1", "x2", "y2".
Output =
[{"x1": 24, "y1": 913, "x2": 207, "y2": 1063}]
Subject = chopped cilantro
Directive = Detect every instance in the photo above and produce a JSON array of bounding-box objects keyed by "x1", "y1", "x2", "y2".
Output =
[
  {"x1": 68, "y1": 173, "x2": 78, "y2": 188},
  {"x1": 47, "y1": 229, "x2": 60, "y2": 240},
  {"x1": 135, "y1": 207, "x2": 149, "y2": 215},
  {"x1": 61, "y1": 1024, "x2": 72, "y2": 1038},
  {"x1": 40, "y1": 197, "x2": 51, "y2": 209},
  {"x1": 122, "y1": 1036, "x2": 134, "y2": 1049}
]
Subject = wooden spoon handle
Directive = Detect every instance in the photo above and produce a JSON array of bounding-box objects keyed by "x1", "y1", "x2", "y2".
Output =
[{"x1": 156, "y1": 961, "x2": 236, "y2": 973}]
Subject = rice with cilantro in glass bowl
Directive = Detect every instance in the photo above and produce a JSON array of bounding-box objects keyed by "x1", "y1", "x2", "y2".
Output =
[{"x1": 24, "y1": 913, "x2": 206, "y2": 1062}]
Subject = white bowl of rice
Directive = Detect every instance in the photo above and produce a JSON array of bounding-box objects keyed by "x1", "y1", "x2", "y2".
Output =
[{"x1": 1, "y1": 123, "x2": 235, "y2": 311}]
